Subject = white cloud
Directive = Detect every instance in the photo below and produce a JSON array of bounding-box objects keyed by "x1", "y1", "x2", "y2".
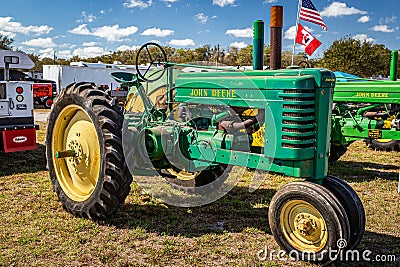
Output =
[
  {"x1": 198, "y1": 29, "x2": 210, "y2": 34},
  {"x1": 226, "y1": 28, "x2": 253, "y2": 38},
  {"x1": 69, "y1": 24, "x2": 91, "y2": 35},
  {"x1": 160, "y1": 0, "x2": 178, "y2": 7},
  {"x1": 57, "y1": 50, "x2": 73, "y2": 59},
  {"x1": 38, "y1": 48, "x2": 54, "y2": 59},
  {"x1": 123, "y1": 0, "x2": 153, "y2": 9},
  {"x1": 230, "y1": 41, "x2": 248, "y2": 49},
  {"x1": 370, "y1": 25, "x2": 396, "y2": 33},
  {"x1": 69, "y1": 24, "x2": 139, "y2": 42},
  {"x1": 73, "y1": 47, "x2": 109, "y2": 58},
  {"x1": 77, "y1": 12, "x2": 97, "y2": 23},
  {"x1": 82, "y1": 42, "x2": 99, "y2": 47},
  {"x1": 39, "y1": 49, "x2": 73, "y2": 60},
  {"x1": 168, "y1": 39, "x2": 195, "y2": 46},
  {"x1": 0, "y1": 31, "x2": 16, "y2": 38},
  {"x1": 22, "y1": 37, "x2": 56, "y2": 48},
  {"x1": 117, "y1": 45, "x2": 140, "y2": 51},
  {"x1": 59, "y1": 43, "x2": 77, "y2": 49},
  {"x1": 357, "y1": 16, "x2": 370, "y2": 23},
  {"x1": 212, "y1": 0, "x2": 235, "y2": 7},
  {"x1": 353, "y1": 34, "x2": 374, "y2": 43},
  {"x1": 379, "y1": 15, "x2": 397, "y2": 25},
  {"x1": 320, "y1": 2, "x2": 367, "y2": 18},
  {"x1": 284, "y1": 25, "x2": 313, "y2": 40},
  {"x1": 195, "y1": 13, "x2": 209, "y2": 24},
  {"x1": 150, "y1": 40, "x2": 161, "y2": 44},
  {"x1": 0, "y1": 17, "x2": 53, "y2": 36},
  {"x1": 100, "y1": 10, "x2": 106, "y2": 14},
  {"x1": 263, "y1": 0, "x2": 277, "y2": 3},
  {"x1": 141, "y1": 27, "x2": 174, "y2": 37}
]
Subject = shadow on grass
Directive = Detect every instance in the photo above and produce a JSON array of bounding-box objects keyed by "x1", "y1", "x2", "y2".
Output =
[
  {"x1": 335, "y1": 231, "x2": 400, "y2": 267},
  {"x1": 329, "y1": 160, "x2": 399, "y2": 182},
  {"x1": 111, "y1": 186, "x2": 276, "y2": 237},
  {"x1": 0, "y1": 143, "x2": 47, "y2": 176},
  {"x1": 110, "y1": 184, "x2": 400, "y2": 265}
]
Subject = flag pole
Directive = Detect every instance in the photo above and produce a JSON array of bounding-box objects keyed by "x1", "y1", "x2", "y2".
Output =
[{"x1": 291, "y1": 0, "x2": 302, "y2": 66}]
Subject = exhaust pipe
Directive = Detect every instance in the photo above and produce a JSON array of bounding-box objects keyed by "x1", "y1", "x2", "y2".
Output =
[{"x1": 270, "y1": 6, "x2": 283, "y2": 70}]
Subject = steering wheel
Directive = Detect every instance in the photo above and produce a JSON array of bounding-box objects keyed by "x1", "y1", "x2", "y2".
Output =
[
  {"x1": 298, "y1": 60, "x2": 311, "y2": 68},
  {"x1": 135, "y1": 42, "x2": 167, "y2": 82}
]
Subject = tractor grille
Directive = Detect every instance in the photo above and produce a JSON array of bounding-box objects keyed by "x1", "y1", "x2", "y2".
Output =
[{"x1": 281, "y1": 89, "x2": 315, "y2": 149}]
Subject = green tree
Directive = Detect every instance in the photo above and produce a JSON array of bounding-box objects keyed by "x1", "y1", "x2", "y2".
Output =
[
  {"x1": 224, "y1": 47, "x2": 239, "y2": 66},
  {"x1": 194, "y1": 45, "x2": 212, "y2": 62},
  {"x1": 320, "y1": 37, "x2": 391, "y2": 77},
  {"x1": 280, "y1": 51, "x2": 308, "y2": 68},
  {"x1": 236, "y1": 45, "x2": 253, "y2": 66},
  {"x1": 0, "y1": 34, "x2": 13, "y2": 50},
  {"x1": 28, "y1": 54, "x2": 41, "y2": 71}
]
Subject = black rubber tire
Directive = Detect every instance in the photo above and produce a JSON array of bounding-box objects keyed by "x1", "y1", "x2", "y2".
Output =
[
  {"x1": 43, "y1": 97, "x2": 54, "y2": 109},
  {"x1": 364, "y1": 139, "x2": 400, "y2": 151},
  {"x1": 46, "y1": 82, "x2": 132, "y2": 220},
  {"x1": 322, "y1": 176, "x2": 365, "y2": 251},
  {"x1": 329, "y1": 144, "x2": 348, "y2": 163},
  {"x1": 163, "y1": 164, "x2": 233, "y2": 194},
  {"x1": 268, "y1": 181, "x2": 350, "y2": 262}
]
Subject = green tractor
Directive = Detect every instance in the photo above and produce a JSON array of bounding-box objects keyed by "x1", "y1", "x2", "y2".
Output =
[
  {"x1": 46, "y1": 24, "x2": 365, "y2": 262},
  {"x1": 330, "y1": 50, "x2": 400, "y2": 161}
]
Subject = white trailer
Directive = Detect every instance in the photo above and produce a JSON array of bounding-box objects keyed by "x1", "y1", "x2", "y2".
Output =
[
  {"x1": 43, "y1": 62, "x2": 151, "y2": 92},
  {"x1": 0, "y1": 50, "x2": 37, "y2": 152}
]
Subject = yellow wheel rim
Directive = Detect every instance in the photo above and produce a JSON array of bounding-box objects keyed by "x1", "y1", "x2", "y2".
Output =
[
  {"x1": 375, "y1": 139, "x2": 392, "y2": 143},
  {"x1": 281, "y1": 200, "x2": 328, "y2": 252},
  {"x1": 51, "y1": 105, "x2": 101, "y2": 202},
  {"x1": 166, "y1": 168, "x2": 200, "y2": 181}
]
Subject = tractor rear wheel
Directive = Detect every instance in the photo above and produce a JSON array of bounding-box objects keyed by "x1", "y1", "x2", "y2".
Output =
[
  {"x1": 268, "y1": 181, "x2": 350, "y2": 262},
  {"x1": 364, "y1": 139, "x2": 400, "y2": 151},
  {"x1": 322, "y1": 176, "x2": 365, "y2": 250},
  {"x1": 46, "y1": 82, "x2": 132, "y2": 220}
]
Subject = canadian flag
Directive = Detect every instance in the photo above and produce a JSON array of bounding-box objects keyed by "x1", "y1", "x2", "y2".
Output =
[{"x1": 295, "y1": 23, "x2": 322, "y2": 56}]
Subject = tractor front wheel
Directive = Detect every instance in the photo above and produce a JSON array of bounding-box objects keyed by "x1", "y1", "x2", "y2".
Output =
[
  {"x1": 268, "y1": 181, "x2": 350, "y2": 262},
  {"x1": 46, "y1": 82, "x2": 132, "y2": 220},
  {"x1": 322, "y1": 176, "x2": 365, "y2": 250}
]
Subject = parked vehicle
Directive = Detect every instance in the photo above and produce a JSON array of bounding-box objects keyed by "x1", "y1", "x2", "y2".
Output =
[
  {"x1": 329, "y1": 50, "x2": 400, "y2": 161},
  {"x1": 0, "y1": 69, "x2": 57, "y2": 108},
  {"x1": 0, "y1": 50, "x2": 37, "y2": 152},
  {"x1": 46, "y1": 38, "x2": 365, "y2": 262}
]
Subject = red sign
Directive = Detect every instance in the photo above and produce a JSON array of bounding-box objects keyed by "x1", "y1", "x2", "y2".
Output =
[{"x1": 2, "y1": 128, "x2": 36, "y2": 152}]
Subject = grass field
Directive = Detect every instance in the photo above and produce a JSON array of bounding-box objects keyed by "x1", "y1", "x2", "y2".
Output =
[{"x1": 0, "y1": 118, "x2": 399, "y2": 267}]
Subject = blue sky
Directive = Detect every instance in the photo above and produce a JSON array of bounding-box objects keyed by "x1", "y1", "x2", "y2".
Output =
[{"x1": 0, "y1": 0, "x2": 399, "y2": 59}]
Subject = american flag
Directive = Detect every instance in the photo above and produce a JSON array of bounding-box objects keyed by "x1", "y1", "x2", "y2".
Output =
[{"x1": 299, "y1": 0, "x2": 327, "y2": 31}]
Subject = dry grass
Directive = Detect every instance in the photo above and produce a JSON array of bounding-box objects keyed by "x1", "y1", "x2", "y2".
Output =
[{"x1": 0, "y1": 118, "x2": 399, "y2": 267}]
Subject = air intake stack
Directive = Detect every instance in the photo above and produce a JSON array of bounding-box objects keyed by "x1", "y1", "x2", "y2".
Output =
[{"x1": 253, "y1": 20, "x2": 264, "y2": 70}]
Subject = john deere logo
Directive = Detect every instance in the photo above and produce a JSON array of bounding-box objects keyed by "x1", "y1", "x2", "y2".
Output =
[{"x1": 13, "y1": 136, "x2": 28, "y2": 143}]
